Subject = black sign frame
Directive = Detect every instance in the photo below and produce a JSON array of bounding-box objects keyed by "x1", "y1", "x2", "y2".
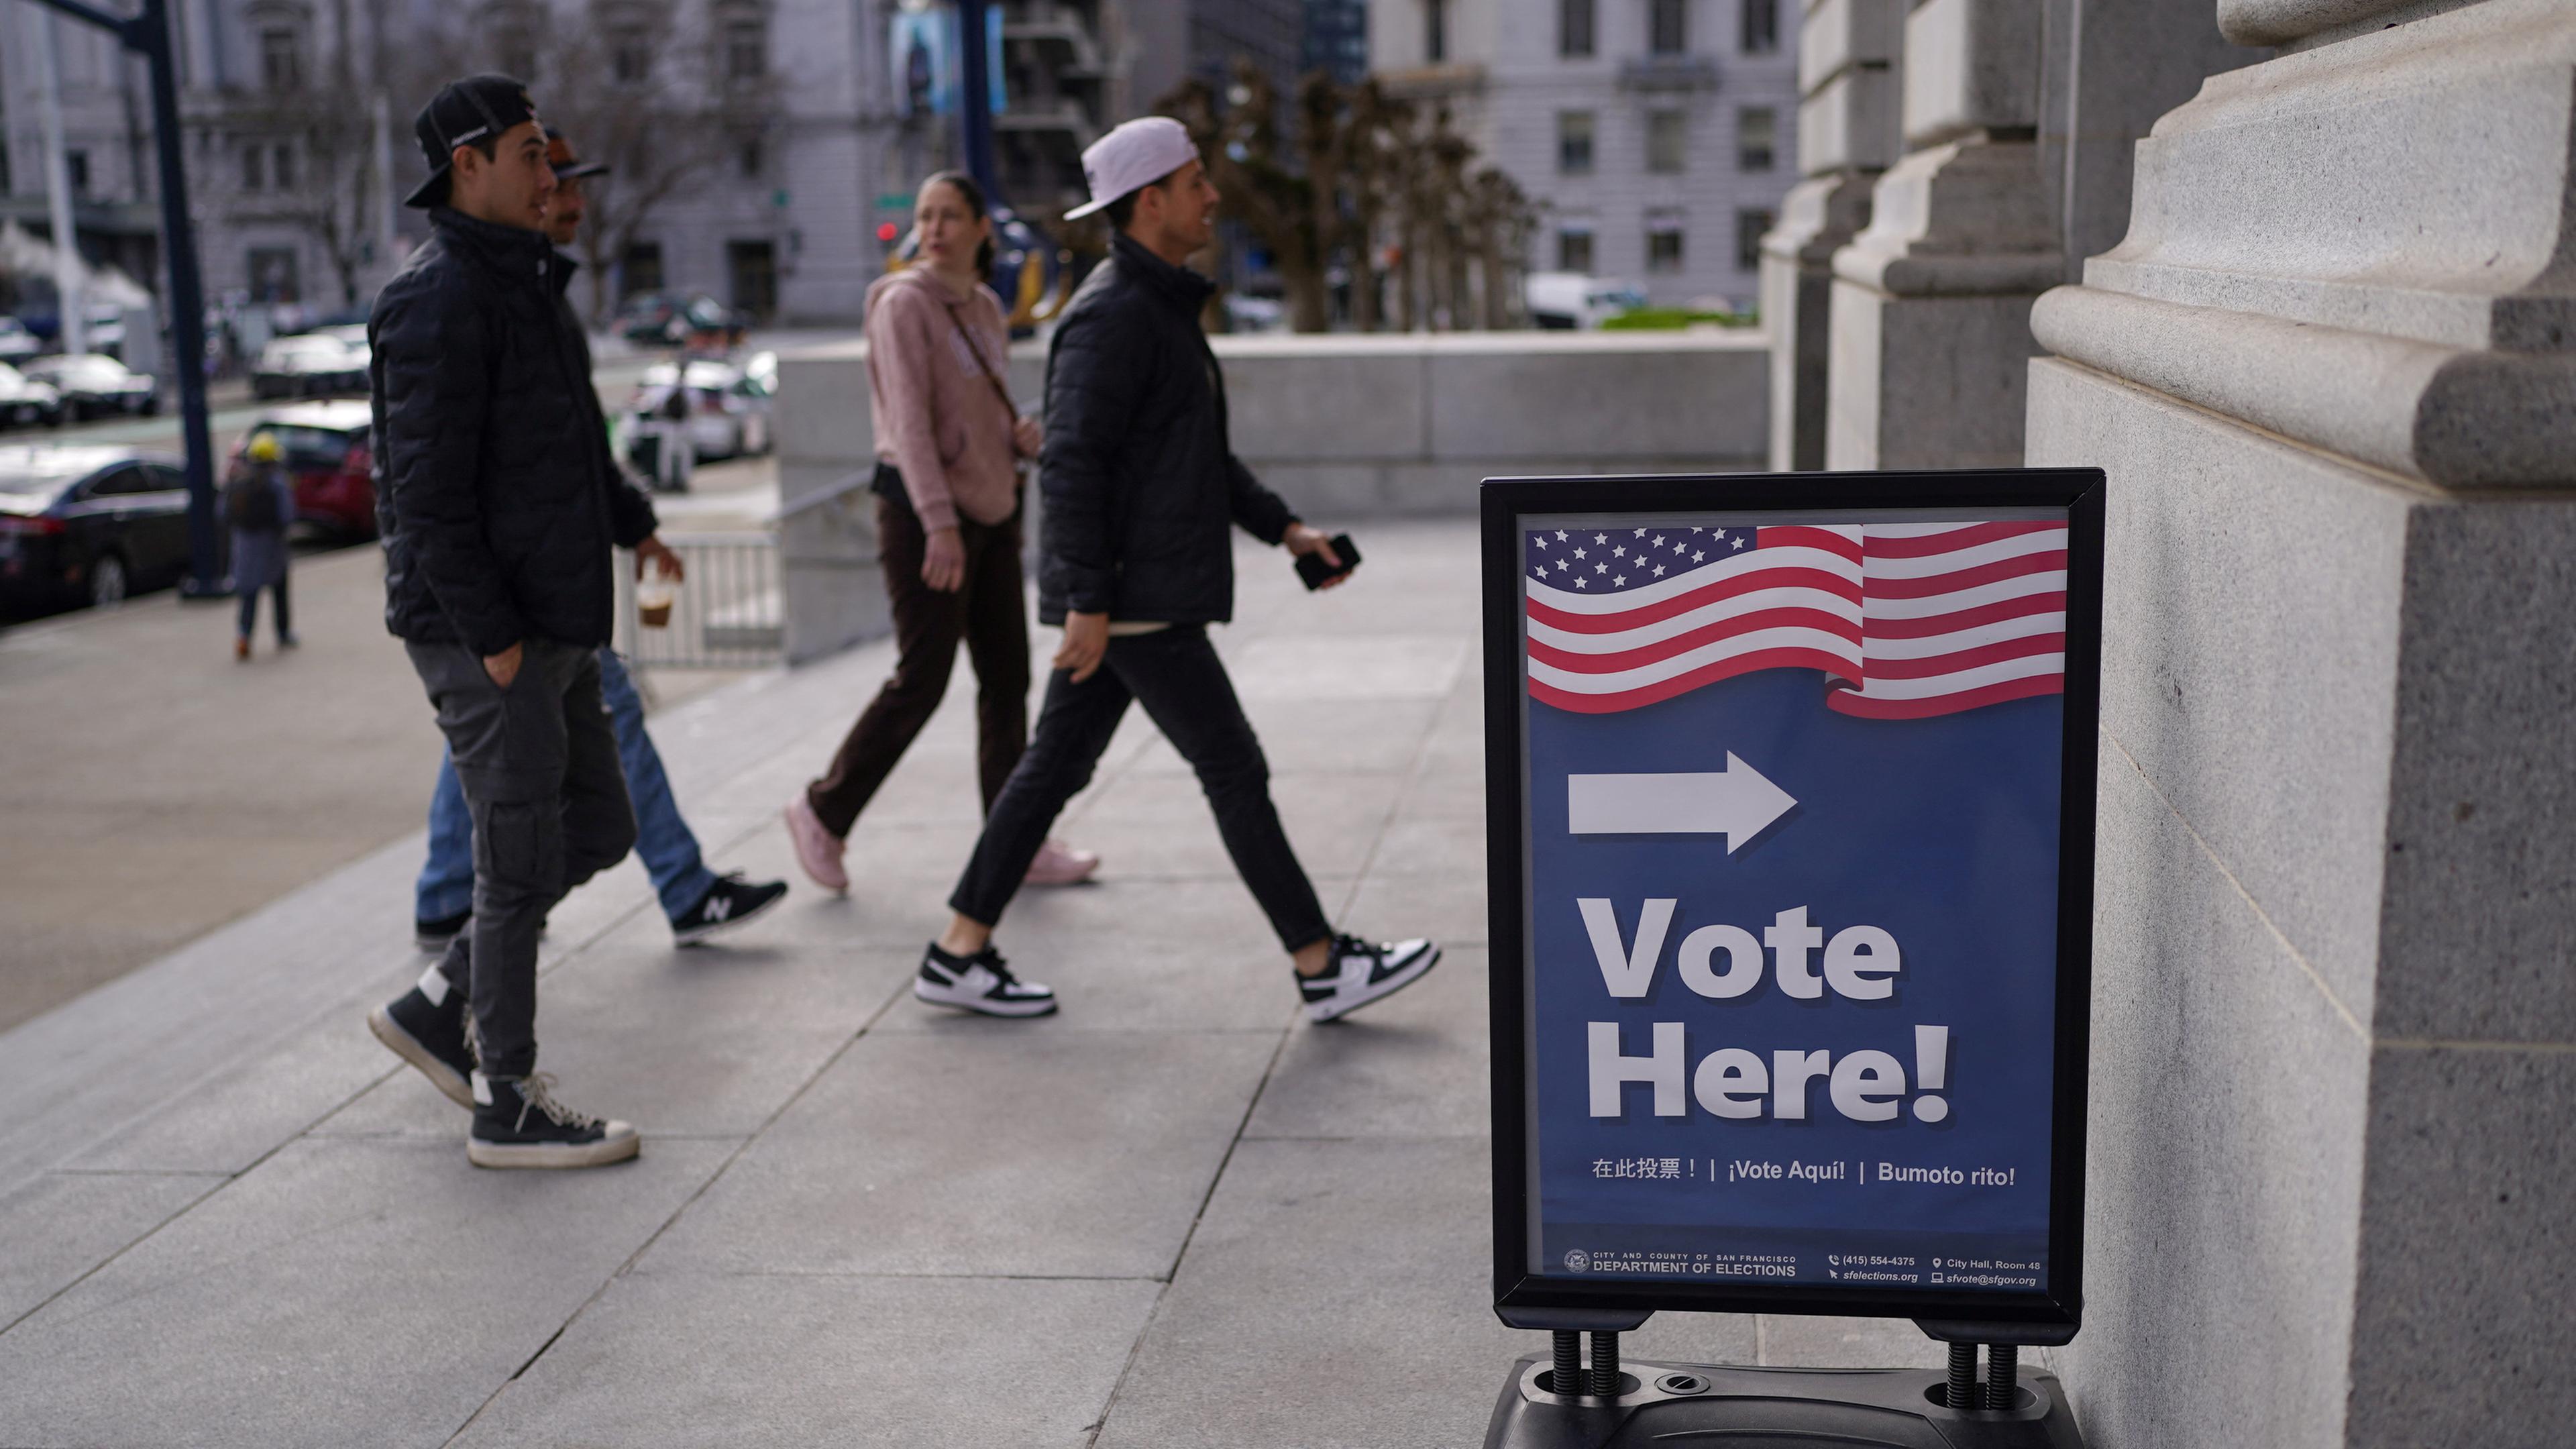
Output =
[{"x1": 1483, "y1": 468, "x2": 2106, "y2": 1332}]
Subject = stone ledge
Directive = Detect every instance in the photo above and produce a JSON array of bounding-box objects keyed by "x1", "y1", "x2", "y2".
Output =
[{"x1": 2031, "y1": 284, "x2": 2576, "y2": 488}]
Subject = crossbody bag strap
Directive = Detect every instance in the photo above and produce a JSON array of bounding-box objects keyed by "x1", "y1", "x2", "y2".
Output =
[{"x1": 942, "y1": 297, "x2": 1022, "y2": 421}]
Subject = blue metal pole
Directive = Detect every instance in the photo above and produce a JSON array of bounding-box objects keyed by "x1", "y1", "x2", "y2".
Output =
[
  {"x1": 957, "y1": 0, "x2": 1002, "y2": 203},
  {"x1": 27, "y1": 0, "x2": 224, "y2": 596}
]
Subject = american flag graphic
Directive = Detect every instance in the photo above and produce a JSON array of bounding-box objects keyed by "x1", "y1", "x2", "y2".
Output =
[{"x1": 1523, "y1": 520, "x2": 2068, "y2": 720}]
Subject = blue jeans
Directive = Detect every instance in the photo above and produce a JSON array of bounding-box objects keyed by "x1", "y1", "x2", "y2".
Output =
[{"x1": 417, "y1": 649, "x2": 718, "y2": 925}]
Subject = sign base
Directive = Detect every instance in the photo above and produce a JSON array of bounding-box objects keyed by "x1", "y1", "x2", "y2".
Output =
[{"x1": 1480, "y1": 1354, "x2": 2089, "y2": 1449}]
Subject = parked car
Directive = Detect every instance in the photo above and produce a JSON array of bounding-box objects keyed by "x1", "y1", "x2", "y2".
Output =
[
  {"x1": 0, "y1": 445, "x2": 195, "y2": 610},
  {"x1": 232, "y1": 400, "x2": 375, "y2": 538},
  {"x1": 251, "y1": 333, "x2": 367, "y2": 398},
  {"x1": 623, "y1": 358, "x2": 773, "y2": 462},
  {"x1": 0, "y1": 318, "x2": 39, "y2": 363},
  {"x1": 0, "y1": 364, "x2": 64, "y2": 429},
  {"x1": 22, "y1": 354, "x2": 158, "y2": 421},
  {"x1": 614, "y1": 292, "x2": 749, "y2": 350},
  {"x1": 1523, "y1": 272, "x2": 1650, "y2": 329}
]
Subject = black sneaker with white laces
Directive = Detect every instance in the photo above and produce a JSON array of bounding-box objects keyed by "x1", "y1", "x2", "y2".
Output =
[
  {"x1": 467, "y1": 1073, "x2": 640, "y2": 1169},
  {"x1": 914, "y1": 943, "x2": 1057, "y2": 1018},
  {"x1": 366, "y1": 970, "x2": 476, "y2": 1109},
  {"x1": 671, "y1": 873, "x2": 789, "y2": 946},
  {"x1": 1298, "y1": 934, "x2": 1442, "y2": 1022}
]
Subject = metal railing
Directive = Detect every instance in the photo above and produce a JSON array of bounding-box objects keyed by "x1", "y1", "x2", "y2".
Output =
[{"x1": 616, "y1": 531, "x2": 782, "y2": 670}]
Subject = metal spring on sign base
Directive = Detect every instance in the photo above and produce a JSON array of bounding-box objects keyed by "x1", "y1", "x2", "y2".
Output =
[
  {"x1": 1947, "y1": 1342, "x2": 1978, "y2": 1409},
  {"x1": 1986, "y1": 1344, "x2": 2019, "y2": 1410},
  {"x1": 1589, "y1": 1330, "x2": 1621, "y2": 1397},
  {"x1": 1552, "y1": 1331, "x2": 1582, "y2": 1397}
]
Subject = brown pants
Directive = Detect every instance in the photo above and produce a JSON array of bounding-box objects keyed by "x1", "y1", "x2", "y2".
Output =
[{"x1": 806, "y1": 492, "x2": 1030, "y2": 837}]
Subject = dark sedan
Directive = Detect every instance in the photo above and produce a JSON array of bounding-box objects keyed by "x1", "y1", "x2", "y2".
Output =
[
  {"x1": 21, "y1": 354, "x2": 158, "y2": 421},
  {"x1": 0, "y1": 445, "x2": 197, "y2": 612}
]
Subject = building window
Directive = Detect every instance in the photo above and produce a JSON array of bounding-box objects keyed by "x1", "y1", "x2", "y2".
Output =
[
  {"x1": 1649, "y1": 0, "x2": 1688, "y2": 55},
  {"x1": 1557, "y1": 111, "x2": 1595, "y2": 175},
  {"x1": 1737, "y1": 106, "x2": 1776, "y2": 171},
  {"x1": 620, "y1": 241, "x2": 664, "y2": 299},
  {"x1": 738, "y1": 134, "x2": 765, "y2": 178},
  {"x1": 1735, "y1": 209, "x2": 1773, "y2": 271},
  {"x1": 242, "y1": 144, "x2": 265, "y2": 191},
  {"x1": 1741, "y1": 0, "x2": 1779, "y2": 54},
  {"x1": 247, "y1": 247, "x2": 301, "y2": 303},
  {"x1": 1560, "y1": 0, "x2": 1595, "y2": 57},
  {"x1": 272, "y1": 143, "x2": 296, "y2": 191},
  {"x1": 66, "y1": 150, "x2": 89, "y2": 198},
  {"x1": 1558, "y1": 229, "x2": 1595, "y2": 273},
  {"x1": 1426, "y1": 0, "x2": 1447, "y2": 62},
  {"x1": 1646, "y1": 109, "x2": 1687, "y2": 174},
  {"x1": 260, "y1": 26, "x2": 301, "y2": 91},
  {"x1": 1647, "y1": 222, "x2": 1684, "y2": 273},
  {"x1": 723, "y1": 17, "x2": 768, "y2": 80},
  {"x1": 611, "y1": 25, "x2": 652, "y2": 84}
]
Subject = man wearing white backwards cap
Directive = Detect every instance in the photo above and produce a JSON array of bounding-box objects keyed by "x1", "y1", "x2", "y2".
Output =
[{"x1": 912, "y1": 116, "x2": 1442, "y2": 1024}]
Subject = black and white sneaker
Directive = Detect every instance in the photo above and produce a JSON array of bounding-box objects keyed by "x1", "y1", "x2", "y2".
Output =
[
  {"x1": 366, "y1": 968, "x2": 476, "y2": 1109},
  {"x1": 466, "y1": 1073, "x2": 640, "y2": 1169},
  {"x1": 914, "y1": 943, "x2": 1058, "y2": 1018},
  {"x1": 415, "y1": 908, "x2": 470, "y2": 953},
  {"x1": 672, "y1": 873, "x2": 789, "y2": 947},
  {"x1": 1298, "y1": 934, "x2": 1442, "y2": 1022}
]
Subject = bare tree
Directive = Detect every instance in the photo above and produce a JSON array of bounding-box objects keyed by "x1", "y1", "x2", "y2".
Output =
[
  {"x1": 226, "y1": 0, "x2": 384, "y2": 307},
  {"x1": 531, "y1": 3, "x2": 737, "y2": 325}
]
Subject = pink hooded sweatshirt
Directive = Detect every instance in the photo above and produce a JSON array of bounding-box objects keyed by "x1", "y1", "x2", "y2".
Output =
[{"x1": 865, "y1": 266, "x2": 1022, "y2": 533}]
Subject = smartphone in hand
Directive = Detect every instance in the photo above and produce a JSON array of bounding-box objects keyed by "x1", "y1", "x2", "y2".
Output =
[{"x1": 1295, "y1": 533, "x2": 1362, "y2": 590}]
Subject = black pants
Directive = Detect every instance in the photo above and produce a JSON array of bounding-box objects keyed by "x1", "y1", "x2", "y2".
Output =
[
  {"x1": 236, "y1": 574, "x2": 289, "y2": 640},
  {"x1": 948, "y1": 625, "x2": 1331, "y2": 954},
  {"x1": 406, "y1": 638, "x2": 637, "y2": 1078},
  {"x1": 807, "y1": 491, "x2": 1029, "y2": 834}
]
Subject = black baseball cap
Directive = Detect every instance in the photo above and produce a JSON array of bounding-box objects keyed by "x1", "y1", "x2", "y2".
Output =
[
  {"x1": 545, "y1": 128, "x2": 610, "y2": 182},
  {"x1": 405, "y1": 74, "x2": 540, "y2": 209}
]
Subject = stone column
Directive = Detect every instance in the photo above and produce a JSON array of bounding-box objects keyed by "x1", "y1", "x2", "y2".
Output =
[
  {"x1": 1761, "y1": 0, "x2": 1903, "y2": 470},
  {"x1": 2027, "y1": 3, "x2": 2576, "y2": 1445},
  {"x1": 1823, "y1": 0, "x2": 2059, "y2": 470}
]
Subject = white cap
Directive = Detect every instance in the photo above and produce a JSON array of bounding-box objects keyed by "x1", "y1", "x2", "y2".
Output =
[{"x1": 1063, "y1": 116, "x2": 1201, "y2": 221}]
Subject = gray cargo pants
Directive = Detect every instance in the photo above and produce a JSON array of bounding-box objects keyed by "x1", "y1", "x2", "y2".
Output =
[{"x1": 406, "y1": 637, "x2": 636, "y2": 1078}]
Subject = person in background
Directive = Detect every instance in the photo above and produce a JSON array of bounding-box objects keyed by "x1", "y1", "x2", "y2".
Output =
[
  {"x1": 910, "y1": 119, "x2": 1438, "y2": 1022},
  {"x1": 782, "y1": 170, "x2": 1100, "y2": 896},
  {"x1": 411, "y1": 127, "x2": 788, "y2": 954},
  {"x1": 225, "y1": 431, "x2": 297, "y2": 659}
]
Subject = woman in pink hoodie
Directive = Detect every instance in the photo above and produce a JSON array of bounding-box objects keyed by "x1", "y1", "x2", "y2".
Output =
[{"x1": 785, "y1": 172, "x2": 1098, "y2": 891}]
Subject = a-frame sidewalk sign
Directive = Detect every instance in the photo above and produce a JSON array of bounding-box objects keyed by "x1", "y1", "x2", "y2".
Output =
[{"x1": 1478, "y1": 468, "x2": 2106, "y2": 1448}]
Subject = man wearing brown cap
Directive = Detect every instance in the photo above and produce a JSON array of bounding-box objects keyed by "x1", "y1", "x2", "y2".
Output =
[{"x1": 364, "y1": 76, "x2": 680, "y2": 1169}]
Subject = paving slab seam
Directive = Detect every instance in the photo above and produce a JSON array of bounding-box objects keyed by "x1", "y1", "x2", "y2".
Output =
[
  {"x1": 2101, "y1": 727, "x2": 2369, "y2": 1042},
  {"x1": 1080, "y1": 1024, "x2": 1301, "y2": 1448},
  {"x1": 0, "y1": 1175, "x2": 229, "y2": 1338},
  {"x1": 1323, "y1": 696, "x2": 1450, "y2": 923},
  {"x1": 434, "y1": 955, "x2": 924, "y2": 1449},
  {"x1": 2373, "y1": 1036, "x2": 2576, "y2": 1053}
]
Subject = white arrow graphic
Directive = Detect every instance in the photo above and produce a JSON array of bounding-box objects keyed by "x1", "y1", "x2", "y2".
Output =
[{"x1": 1566, "y1": 755, "x2": 1796, "y2": 852}]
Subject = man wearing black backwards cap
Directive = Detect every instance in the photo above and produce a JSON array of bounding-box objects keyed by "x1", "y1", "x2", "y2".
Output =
[
  {"x1": 363, "y1": 76, "x2": 679, "y2": 1169},
  {"x1": 914, "y1": 117, "x2": 1440, "y2": 1024}
]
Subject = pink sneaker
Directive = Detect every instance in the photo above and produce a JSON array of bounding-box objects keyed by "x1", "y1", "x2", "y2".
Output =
[
  {"x1": 784, "y1": 794, "x2": 849, "y2": 892},
  {"x1": 1024, "y1": 839, "x2": 1102, "y2": 887}
]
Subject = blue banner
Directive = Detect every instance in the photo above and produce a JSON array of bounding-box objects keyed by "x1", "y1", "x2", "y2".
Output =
[{"x1": 1516, "y1": 512, "x2": 2068, "y2": 1293}]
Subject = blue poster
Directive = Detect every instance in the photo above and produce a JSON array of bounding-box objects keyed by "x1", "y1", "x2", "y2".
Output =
[{"x1": 1517, "y1": 510, "x2": 2068, "y2": 1294}]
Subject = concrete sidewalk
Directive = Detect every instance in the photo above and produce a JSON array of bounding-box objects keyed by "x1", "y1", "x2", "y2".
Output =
[{"x1": 0, "y1": 519, "x2": 1942, "y2": 1448}]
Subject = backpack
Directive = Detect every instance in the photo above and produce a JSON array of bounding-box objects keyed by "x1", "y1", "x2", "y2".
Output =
[{"x1": 225, "y1": 468, "x2": 283, "y2": 531}]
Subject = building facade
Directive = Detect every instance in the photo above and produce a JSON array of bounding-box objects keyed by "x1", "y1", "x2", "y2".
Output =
[{"x1": 1371, "y1": 0, "x2": 1802, "y2": 311}]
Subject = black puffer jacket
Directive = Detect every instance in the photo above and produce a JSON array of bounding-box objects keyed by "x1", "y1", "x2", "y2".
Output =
[
  {"x1": 370, "y1": 207, "x2": 656, "y2": 655},
  {"x1": 1037, "y1": 232, "x2": 1296, "y2": 626}
]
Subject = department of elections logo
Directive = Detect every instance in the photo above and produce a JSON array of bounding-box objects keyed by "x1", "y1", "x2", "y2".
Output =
[{"x1": 1563, "y1": 1249, "x2": 1590, "y2": 1273}]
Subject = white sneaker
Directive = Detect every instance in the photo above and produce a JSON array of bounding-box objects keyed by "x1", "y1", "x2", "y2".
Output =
[
  {"x1": 914, "y1": 943, "x2": 1058, "y2": 1018},
  {"x1": 1298, "y1": 934, "x2": 1442, "y2": 1022}
]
